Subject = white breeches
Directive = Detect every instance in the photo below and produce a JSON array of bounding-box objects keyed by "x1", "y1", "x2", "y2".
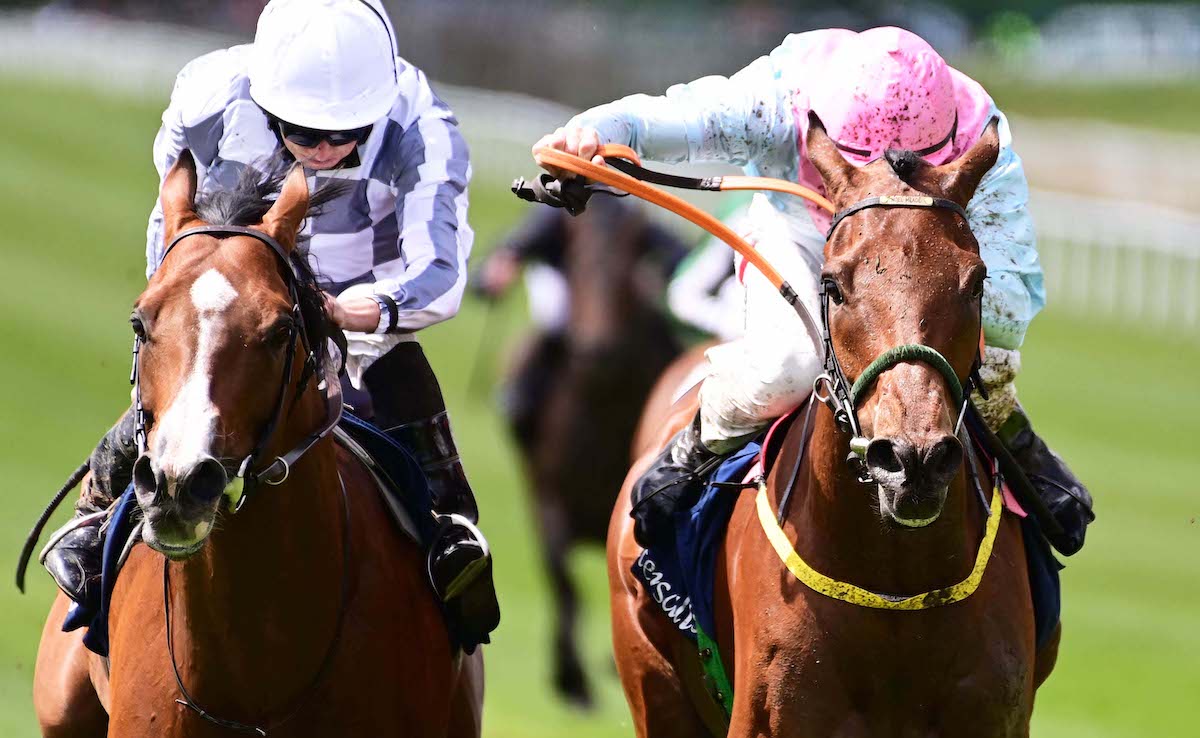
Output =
[
  {"x1": 523, "y1": 263, "x2": 570, "y2": 333},
  {"x1": 697, "y1": 195, "x2": 1021, "y2": 451}
]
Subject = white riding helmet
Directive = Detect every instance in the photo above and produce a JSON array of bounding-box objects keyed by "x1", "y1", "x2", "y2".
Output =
[{"x1": 249, "y1": 0, "x2": 400, "y2": 131}]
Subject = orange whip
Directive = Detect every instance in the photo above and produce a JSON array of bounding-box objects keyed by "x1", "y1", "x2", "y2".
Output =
[{"x1": 530, "y1": 143, "x2": 835, "y2": 347}]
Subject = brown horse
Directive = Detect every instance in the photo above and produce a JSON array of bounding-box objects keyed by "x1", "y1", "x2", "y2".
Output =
[
  {"x1": 607, "y1": 121, "x2": 1060, "y2": 736},
  {"x1": 496, "y1": 196, "x2": 683, "y2": 705},
  {"x1": 33, "y1": 154, "x2": 482, "y2": 737}
]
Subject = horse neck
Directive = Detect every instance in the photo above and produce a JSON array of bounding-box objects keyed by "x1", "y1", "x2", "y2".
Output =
[
  {"x1": 167, "y1": 396, "x2": 345, "y2": 691},
  {"x1": 789, "y1": 408, "x2": 979, "y2": 595}
]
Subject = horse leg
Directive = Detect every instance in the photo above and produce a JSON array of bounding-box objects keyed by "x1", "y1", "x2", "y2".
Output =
[
  {"x1": 1033, "y1": 621, "x2": 1062, "y2": 689},
  {"x1": 533, "y1": 494, "x2": 592, "y2": 707},
  {"x1": 33, "y1": 594, "x2": 107, "y2": 737}
]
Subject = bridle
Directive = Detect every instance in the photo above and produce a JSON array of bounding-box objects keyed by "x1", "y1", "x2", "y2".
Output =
[
  {"x1": 133, "y1": 224, "x2": 343, "y2": 513},
  {"x1": 138, "y1": 224, "x2": 349, "y2": 735},
  {"x1": 813, "y1": 194, "x2": 985, "y2": 485}
]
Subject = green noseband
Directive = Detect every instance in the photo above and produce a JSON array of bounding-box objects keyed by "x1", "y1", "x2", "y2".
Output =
[{"x1": 849, "y1": 344, "x2": 964, "y2": 410}]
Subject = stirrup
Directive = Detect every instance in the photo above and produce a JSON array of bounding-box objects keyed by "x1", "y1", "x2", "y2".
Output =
[
  {"x1": 429, "y1": 512, "x2": 491, "y2": 601},
  {"x1": 38, "y1": 509, "x2": 109, "y2": 565}
]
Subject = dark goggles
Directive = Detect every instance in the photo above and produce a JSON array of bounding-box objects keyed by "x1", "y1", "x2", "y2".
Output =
[{"x1": 276, "y1": 119, "x2": 373, "y2": 148}]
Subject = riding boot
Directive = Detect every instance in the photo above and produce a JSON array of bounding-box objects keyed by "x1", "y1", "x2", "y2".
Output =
[
  {"x1": 364, "y1": 342, "x2": 499, "y2": 651},
  {"x1": 629, "y1": 413, "x2": 729, "y2": 548},
  {"x1": 386, "y1": 412, "x2": 500, "y2": 650},
  {"x1": 999, "y1": 405, "x2": 1095, "y2": 556},
  {"x1": 42, "y1": 408, "x2": 139, "y2": 604}
]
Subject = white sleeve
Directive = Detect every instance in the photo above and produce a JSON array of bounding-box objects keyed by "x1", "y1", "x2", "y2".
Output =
[
  {"x1": 567, "y1": 53, "x2": 795, "y2": 167},
  {"x1": 969, "y1": 109, "x2": 1046, "y2": 351},
  {"x1": 145, "y1": 79, "x2": 189, "y2": 279}
]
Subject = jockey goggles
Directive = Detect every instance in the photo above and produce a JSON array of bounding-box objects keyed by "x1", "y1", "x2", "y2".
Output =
[{"x1": 276, "y1": 119, "x2": 374, "y2": 148}]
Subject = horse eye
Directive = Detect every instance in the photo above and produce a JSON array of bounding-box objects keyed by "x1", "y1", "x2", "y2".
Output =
[
  {"x1": 970, "y1": 272, "x2": 987, "y2": 299},
  {"x1": 823, "y1": 279, "x2": 845, "y2": 305},
  {"x1": 130, "y1": 314, "x2": 147, "y2": 340},
  {"x1": 266, "y1": 320, "x2": 295, "y2": 347}
]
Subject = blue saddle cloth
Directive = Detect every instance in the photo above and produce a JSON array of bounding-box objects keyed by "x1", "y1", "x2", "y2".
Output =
[
  {"x1": 61, "y1": 411, "x2": 436, "y2": 658},
  {"x1": 632, "y1": 439, "x2": 1063, "y2": 651},
  {"x1": 632, "y1": 441, "x2": 761, "y2": 642}
]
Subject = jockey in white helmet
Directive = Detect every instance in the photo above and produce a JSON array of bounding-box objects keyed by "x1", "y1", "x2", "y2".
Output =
[
  {"x1": 535, "y1": 27, "x2": 1093, "y2": 557},
  {"x1": 44, "y1": 0, "x2": 498, "y2": 650}
]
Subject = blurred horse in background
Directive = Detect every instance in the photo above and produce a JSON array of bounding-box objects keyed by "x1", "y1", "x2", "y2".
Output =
[{"x1": 478, "y1": 196, "x2": 685, "y2": 705}]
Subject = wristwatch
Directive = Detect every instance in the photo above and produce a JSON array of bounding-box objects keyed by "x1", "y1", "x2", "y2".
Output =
[{"x1": 370, "y1": 294, "x2": 399, "y2": 334}]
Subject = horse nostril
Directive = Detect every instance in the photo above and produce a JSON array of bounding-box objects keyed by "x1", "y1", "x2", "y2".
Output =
[
  {"x1": 181, "y1": 458, "x2": 228, "y2": 505},
  {"x1": 133, "y1": 455, "x2": 161, "y2": 502},
  {"x1": 866, "y1": 438, "x2": 916, "y2": 478},
  {"x1": 924, "y1": 436, "x2": 964, "y2": 482}
]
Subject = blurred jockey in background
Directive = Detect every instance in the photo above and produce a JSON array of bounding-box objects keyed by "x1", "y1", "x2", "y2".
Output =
[
  {"x1": 535, "y1": 26, "x2": 1094, "y2": 556},
  {"x1": 474, "y1": 202, "x2": 688, "y2": 444}
]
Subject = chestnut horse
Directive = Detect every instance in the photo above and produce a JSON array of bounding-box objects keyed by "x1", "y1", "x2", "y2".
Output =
[
  {"x1": 608, "y1": 120, "x2": 1059, "y2": 736},
  {"x1": 33, "y1": 154, "x2": 482, "y2": 737}
]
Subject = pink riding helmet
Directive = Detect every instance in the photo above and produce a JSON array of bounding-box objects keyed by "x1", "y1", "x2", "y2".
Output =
[{"x1": 808, "y1": 27, "x2": 959, "y2": 166}]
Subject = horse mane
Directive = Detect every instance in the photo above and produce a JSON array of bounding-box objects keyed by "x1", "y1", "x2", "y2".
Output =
[
  {"x1": 193, "y1": 155, "x2": 351, "y2": 377},
  {"x1": 883, "y1": 148, "x2": 922, "y2": 183}
]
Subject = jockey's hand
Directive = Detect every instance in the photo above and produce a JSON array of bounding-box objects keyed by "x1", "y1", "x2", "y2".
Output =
[
  {"x1": 532, "y1": 126, "x2": 604, "y2": 179},
  {"x1": 322, "y1": 291, "x2": 381, "y2": 333},
  {"x1": 476, "y1": 250, "x2": 521, "y2": 300}
]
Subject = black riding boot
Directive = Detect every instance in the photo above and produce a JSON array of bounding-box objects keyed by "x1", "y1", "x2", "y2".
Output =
[
  {"x1": 365, "y1": 343, "x2": 499, "y2": 651},
  {"x1": 42, "y1": 408, "x2": 139, "y2": 604},
  {"x1": 1000, "y1": 406, "x2": 1095, "y2": 556},
  {"x1": 629, "y1": 413, "x2": 728, "y2": 548}
]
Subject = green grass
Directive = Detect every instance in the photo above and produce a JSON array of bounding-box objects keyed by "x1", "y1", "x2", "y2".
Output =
[{"x1": 1, "y1": 74, "x2": 1197, "y2": 737}]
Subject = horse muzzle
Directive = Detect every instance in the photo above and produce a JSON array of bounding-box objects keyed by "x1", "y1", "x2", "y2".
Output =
[
  {"x1": 133, "y1": 454, "x2": 226, "y2": 558},
  {"x1": 866, "y1": 434, "x2": 962, "y2": 527}
]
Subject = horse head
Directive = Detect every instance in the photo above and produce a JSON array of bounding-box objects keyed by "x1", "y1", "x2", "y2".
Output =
[
  {"x1": 807, "y1": 112, "x2": 999, "y2": 527},
  {"x1": 130, "y1": 151, "x2": 323, "y2": 558}
]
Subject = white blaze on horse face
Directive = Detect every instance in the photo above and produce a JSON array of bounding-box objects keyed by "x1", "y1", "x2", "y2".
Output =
[{"x1": 153, "y1": 268, "x2": 238, "y2": 479}]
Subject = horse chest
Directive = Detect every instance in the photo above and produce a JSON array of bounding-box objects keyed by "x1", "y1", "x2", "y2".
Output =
[{"x1": 737, "y1": 599, "x2": 1032, "y2": 737}]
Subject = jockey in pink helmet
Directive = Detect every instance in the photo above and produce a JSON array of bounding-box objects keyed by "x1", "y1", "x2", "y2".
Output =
[{"x1": 535, "y1": 26, "x2": 1093, "y2": 556}]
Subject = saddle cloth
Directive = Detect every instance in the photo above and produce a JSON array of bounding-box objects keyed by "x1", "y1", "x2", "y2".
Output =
[
  {"x1": 62, "y1": 411, "x2": 434, "y2": 658},
  {"x1": 632, "y1": 413, "x2": 1062, "y2": 651}
]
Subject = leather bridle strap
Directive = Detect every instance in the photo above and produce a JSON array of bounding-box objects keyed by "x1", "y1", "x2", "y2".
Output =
[
  {"x1": 827, "y1": 194, "x2": 968, "y2": 239},
  {"x1": 139, "y1": 224, "x2": 341, "y2": 512}
]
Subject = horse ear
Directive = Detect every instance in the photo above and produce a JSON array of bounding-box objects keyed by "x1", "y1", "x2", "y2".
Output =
[
  {"x1": 805, "y1": 111, "x2": 857, "y2": 201},
  {"x1": 160, "y1": 150, "x2": 199, "y2": 240},
  {"x1": 934, "y1": 117, "x2": 1000, "y2": 207},
  {"x1": 260, "y1": 164, "x2": 310, "y2": 250}
]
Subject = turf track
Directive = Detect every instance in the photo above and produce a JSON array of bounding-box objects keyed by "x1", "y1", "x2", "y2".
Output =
[{"x1": 0, "y1": 74, "x2": 1195, "y2": 737}]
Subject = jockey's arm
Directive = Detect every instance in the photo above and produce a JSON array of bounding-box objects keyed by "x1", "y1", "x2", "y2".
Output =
[
  {"x1": 544, "y1": 49, "x2": 797, "y2": 169},
  {"x1": 968, "y1": 110, "x2": 1046, "y2": 352},
  {"x1": 475, "y1": 207, "x2": 566, "y2": 299},
  {"x1": 366, "y1": 103, "x2": 473, "y2": 334},
  {"x1": 145, "y1": 62, "x2": 197, "y2": 279}
]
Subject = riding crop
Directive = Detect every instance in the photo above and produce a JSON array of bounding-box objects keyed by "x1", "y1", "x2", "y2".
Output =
[{"x1": 527, "y1": 144, "x2": 834, "y2": 351}]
